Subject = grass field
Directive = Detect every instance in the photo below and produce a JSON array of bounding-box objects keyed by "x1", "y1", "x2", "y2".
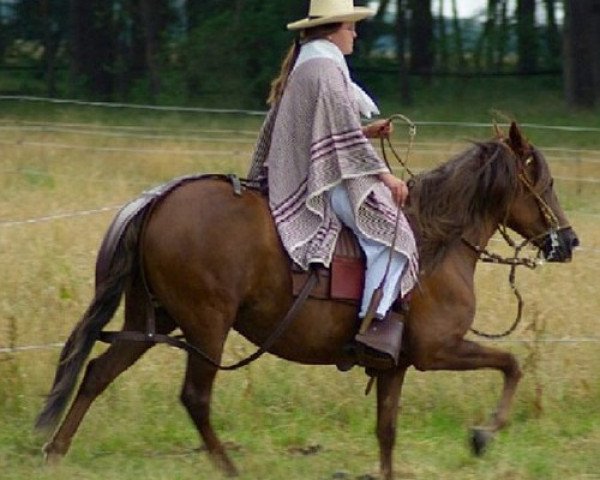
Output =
[{"x1": 1, "y1": 89, "x2": 599, "y2": 479}]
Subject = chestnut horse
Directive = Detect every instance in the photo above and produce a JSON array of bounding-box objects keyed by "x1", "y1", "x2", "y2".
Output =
[{"x1": 36, "y1": 124, "x2": 578, "y2": 479}]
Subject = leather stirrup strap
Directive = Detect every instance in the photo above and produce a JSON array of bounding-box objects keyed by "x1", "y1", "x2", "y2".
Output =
[{"x1": 98, "y1": 269, "x2": 319, "y2": 371}]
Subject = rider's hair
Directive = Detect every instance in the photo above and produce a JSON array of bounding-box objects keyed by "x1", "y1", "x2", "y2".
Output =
[{"x1": 266, "y1": 23, "x2": 343, "y2": 106}]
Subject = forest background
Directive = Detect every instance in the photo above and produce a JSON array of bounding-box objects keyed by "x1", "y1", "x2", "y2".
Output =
[{"x1": 1, "y1": 0, "x2": 600, "y2": 110}]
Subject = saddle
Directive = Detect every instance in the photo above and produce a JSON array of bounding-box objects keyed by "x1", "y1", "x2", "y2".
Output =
[{"x1": 291, "y1": 227, "x2": 364, "y2": 304}]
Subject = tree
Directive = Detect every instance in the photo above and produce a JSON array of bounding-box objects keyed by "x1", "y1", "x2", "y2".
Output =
[
  {"x1": 395, "y1": 0, "x2": 411, "y2": 104},
  {"x1": 516, "y1": 0, "x2": 537, "y2": 74},
  {"x1": 11, "y1": 0, "x2": 69, "y2": 95},
  {"x1": 474, "y1": 0, "x2": 497, "y2": 71},
  {"x1": 359, "y1": 0, "x2": 392, "y2": 56},
  {"x1": 68, "y1": 0, "x2": 116, "y2": 97},
  {"x1": 0, "y1": 1, "x2": 16, "y2": 66},
  {"x1": 408, "y1": 0, "x2": 434, "y2": 75},
  {"x1": 40, "y1": 0, "x2": 56, "y2": 96},
  {"x1": 450, "y1": 0, "x2": 465, "y2": 70},
  {"x1": 437, "y1": 0, "x2": 448, "y2": 71},
  {"x1": 0, "y1": 0, "x2": 574, "y2": 104},
  {"x1": 495, "y1": 0, "x2": 509, "y2": 71},
  {"x1": 474, "y1": 0, "x2": 510, "y2": 72},
  {"x1": 140, "y1": 0, "x2": 171, "y2": 101},
  {"x1": 563, "y1": 0, "x2": 600, "y2": 108},
  {"x1": 186, "y1": 0, "x2": 217, "y2": 32},
  {"x1": 542, "y1": 0, "x2": 561, "y2": 70},
  {"x1": 184, "y1": 0, "x2": 297, "y2": 107}
]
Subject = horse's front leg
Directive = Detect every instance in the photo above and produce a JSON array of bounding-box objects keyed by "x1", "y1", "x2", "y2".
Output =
[
  {"x1": 413, "y1": 338, "x2": 522, "y2": 454},
  {"x1": 376, "y1": 366, "x2": 407, "y2": 480}
]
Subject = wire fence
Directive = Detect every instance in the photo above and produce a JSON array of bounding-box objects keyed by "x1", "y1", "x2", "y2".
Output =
[
  {"x1": 3, "y1": 95, "x2": 600, "y2": 132},
  {"x1": 3, "y1": 336, "x2": 600, "y2": 356},
  {"x1": 1, "y1": 96, "x2": 599, "y2": 354}
]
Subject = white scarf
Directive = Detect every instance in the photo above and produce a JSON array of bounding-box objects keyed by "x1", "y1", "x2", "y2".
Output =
[{"x1": 292, "y1": 39, "x2": 380, "y2": 119}]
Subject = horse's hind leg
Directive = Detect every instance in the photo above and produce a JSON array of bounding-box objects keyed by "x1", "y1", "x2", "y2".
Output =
[
  {"x1": 181, "y1": 356, "x2": 237, "y2": 476},
  {"x1": 43, "y1": 340, "x2": 153, "y2": 461},
  {"x1": 178, "y1": 317, "x2": 237, "y2": 476},
  {"x1": 44, "y1": 288, "x2": 175, "y2": 461}
]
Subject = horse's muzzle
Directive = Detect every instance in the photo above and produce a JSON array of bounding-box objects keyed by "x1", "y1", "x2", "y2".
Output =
[{"x1": 540, "y1": 227, "x2": 579, "y2": 262}]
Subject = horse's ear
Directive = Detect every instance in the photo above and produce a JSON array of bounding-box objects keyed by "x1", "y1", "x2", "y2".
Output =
[{"x1": 507, "y1": 122, "x2": 528, "y2": 158}]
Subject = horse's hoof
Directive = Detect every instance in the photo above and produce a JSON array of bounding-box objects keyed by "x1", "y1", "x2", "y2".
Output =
[
  {"x1": 470, "y1": 427, "x2": 494, "y2": 456},
  {"x1": 42, "y1": 443, "x2": 63, "y2": 465},
  {"x1": 332, "y1": 471, "x2": 350, "y2": 479},
  {"x1": 210, "y1": 453, "x2": 239, "y2": 477}
]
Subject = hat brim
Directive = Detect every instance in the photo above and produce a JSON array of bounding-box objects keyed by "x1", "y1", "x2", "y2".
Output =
[{"x1": 287, "y1": 7, "x2": 374, "y2": 31}]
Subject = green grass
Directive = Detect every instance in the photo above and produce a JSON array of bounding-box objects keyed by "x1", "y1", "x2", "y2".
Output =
[
  {"x1": 1, "y1": 82, "x2": 600, "y2": 479},
  {"x1": 1, "y1": 353, "x2": 599, "y2": 479}
]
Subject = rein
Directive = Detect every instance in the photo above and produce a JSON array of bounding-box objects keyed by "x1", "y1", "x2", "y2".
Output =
[
  {"x1": 379, "y1": 113, "x2": 416, "y2": 179},
  {"x1": 461, "y1": 226, "x2": 538, "y2": 338},
  {"x1": 360, "y1": 114, "x2": 417, "y2": 329},
  {"x1": 380, "y1": 118, "x2": 552, "y2": 339}
]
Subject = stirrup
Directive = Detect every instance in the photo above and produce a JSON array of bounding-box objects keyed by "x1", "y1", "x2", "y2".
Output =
[{"x1": 354, "y1": 311, "x2": 404, "y2": 370}]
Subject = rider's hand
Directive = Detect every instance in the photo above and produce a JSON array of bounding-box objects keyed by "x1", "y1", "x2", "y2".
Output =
[
  {"x1": 363, "y1": 120, "x2": 393, "y2": 139},
  {"x1": 379, "y1": 172, "x2": 408, "y2": 207}
]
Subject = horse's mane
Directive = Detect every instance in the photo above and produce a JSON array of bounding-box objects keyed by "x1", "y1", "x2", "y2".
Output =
[{"x1": 405, "y1": 138, "x2": 550, "y2": 272}]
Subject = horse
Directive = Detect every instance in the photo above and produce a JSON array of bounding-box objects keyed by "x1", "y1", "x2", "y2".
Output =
[{"x1": 35, "y1": 123, "x2": 578, "y2": 479}]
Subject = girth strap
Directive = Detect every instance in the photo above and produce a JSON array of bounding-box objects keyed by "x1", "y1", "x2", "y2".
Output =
[{"x1": 98, "y1": 269, "x2": 319, "y2": 371}]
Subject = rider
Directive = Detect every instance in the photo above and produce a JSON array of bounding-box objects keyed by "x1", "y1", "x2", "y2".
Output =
[{"x1": 248, "y1": 0, "x2": 419, "y2": 368}]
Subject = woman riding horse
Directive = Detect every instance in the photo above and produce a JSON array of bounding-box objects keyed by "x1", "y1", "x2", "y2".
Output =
[
  {"x1": 248, "y1": 0, "x2": 419, "y2": 369},
  {"x1": 34, "y1": 3, "x2": 579, "y2": 479}
]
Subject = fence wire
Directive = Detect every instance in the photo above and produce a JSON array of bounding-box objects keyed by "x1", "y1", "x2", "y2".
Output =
[
  {"x1": 3, "y1": 336, "x2": 600, "y2": 355},
  {"x1": 1, "y1": 96, "x2": 599, "y2": 353}
]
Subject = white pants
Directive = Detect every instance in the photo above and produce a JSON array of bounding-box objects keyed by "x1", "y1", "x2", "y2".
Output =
[{"x1": 329, "y1": 185, "x2": 407, "y2": 318}]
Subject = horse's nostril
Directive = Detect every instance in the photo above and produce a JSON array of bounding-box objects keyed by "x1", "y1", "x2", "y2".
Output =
[{"x1": 571, "y1": 236, "x2": 580, "y2": 249}]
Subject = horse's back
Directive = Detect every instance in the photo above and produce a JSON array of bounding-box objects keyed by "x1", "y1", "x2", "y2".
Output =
[
  {"x1": 142, "y1": 179, "x2": 294, "y2": 325},
  {"x1": 145, "y1": 179, "x2": 288, "y2": 285}
]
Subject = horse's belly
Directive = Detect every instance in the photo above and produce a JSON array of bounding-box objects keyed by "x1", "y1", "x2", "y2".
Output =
[{"x1": 234, "y1": 298, "x2": 357, "y2": 365}]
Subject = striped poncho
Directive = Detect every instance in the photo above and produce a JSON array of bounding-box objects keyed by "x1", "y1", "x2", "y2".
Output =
[{"x1": 248, "y1": 53, "x2": 419, "y2": 297}]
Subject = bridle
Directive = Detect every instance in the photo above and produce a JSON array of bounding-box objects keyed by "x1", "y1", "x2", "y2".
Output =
[
  {"x1": 515, "y1": 156, "x2": 573, "y2": 262},
  {"x1": 464, "y1": 149, "x2": 569, "y2": 338},
  {"x1": 380, "y1": 121, "x2": 567, "y2": 339}
]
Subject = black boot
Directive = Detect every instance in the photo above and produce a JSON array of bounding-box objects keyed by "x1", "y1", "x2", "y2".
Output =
[{"x1": 354, "y1": 311, "x2": 404, "y2": 370}]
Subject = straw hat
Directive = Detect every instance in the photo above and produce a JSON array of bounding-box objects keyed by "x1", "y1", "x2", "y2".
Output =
[{"x1": 287, "y1": 0, "x2": 374, "y2": 31}]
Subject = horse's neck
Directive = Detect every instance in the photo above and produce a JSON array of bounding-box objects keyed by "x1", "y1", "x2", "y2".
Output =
[
  {"x1": 430, "y1": 219, "x2": 499, "y2": 282},
  {"x1": 462, "y1": 219, "x2": 499, "y2": 252},
  {"x1": 461, "y1": 221, "x2": 498, "y2": 269}
]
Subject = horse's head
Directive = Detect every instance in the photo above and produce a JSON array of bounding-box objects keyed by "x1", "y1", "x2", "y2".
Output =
[{"x1": 502, "y1": 123, "x2": 579, "y2": 262}]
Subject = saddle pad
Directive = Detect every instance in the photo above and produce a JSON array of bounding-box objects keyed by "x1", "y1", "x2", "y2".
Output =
[
  {"x1": 292, "y1": 227, "x2": 364, "y2": 302},
  {"x1": 96, "y1": 173, "x2": 251, "y2": 286}
]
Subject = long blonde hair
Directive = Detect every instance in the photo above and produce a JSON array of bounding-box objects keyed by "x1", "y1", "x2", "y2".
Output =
[{"x1": 266, "y1": 23, "x2": 343, "y2": 106}]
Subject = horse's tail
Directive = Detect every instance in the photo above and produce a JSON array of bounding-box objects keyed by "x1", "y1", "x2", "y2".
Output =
[{"x1": 35, "y1": 209, "x2": 146, "y2": 433}]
